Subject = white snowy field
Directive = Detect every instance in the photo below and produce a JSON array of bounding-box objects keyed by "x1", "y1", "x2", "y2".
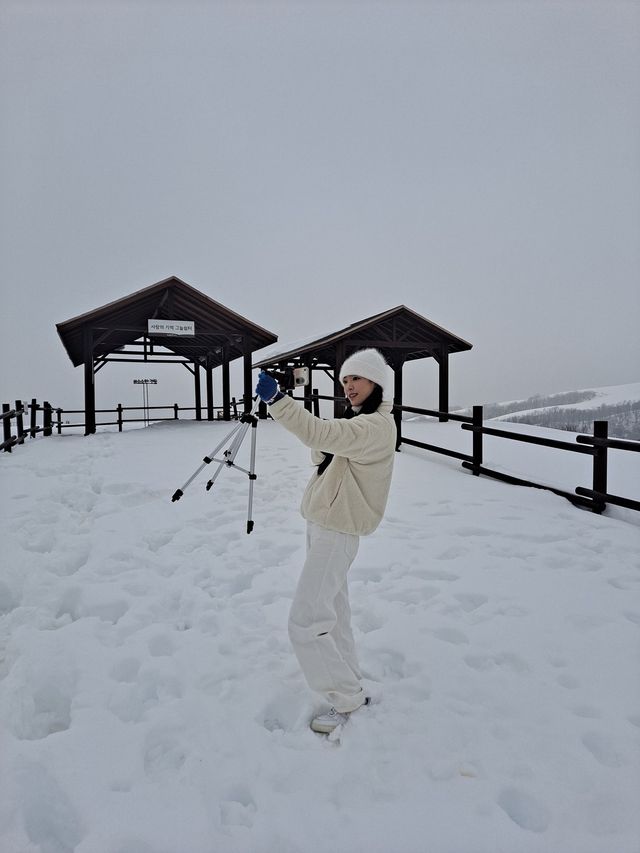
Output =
[{"x1": 1, "y1": 417, "x2": 639, "y2": 853}]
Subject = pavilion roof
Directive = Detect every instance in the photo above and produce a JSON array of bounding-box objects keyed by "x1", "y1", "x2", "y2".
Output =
[
  {"x1": 254, "y1": 305, "x2": 471, "y2": 368},
  {"x1": 56, "y1": 276, "x2": 278, "y2": 368}
]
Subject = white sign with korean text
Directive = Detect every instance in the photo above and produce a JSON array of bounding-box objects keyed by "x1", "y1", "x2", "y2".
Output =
[{"x1": 148, "y1": 319, "x2": 195, "y2": 336}]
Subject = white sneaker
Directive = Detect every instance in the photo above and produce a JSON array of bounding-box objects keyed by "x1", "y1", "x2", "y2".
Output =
[{"x1": 310, "y1": 697, "x2": 370, "y2": 733}]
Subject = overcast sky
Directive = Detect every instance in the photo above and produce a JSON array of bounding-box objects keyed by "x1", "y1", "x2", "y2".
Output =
[{"x1": 1, "y1": 0, "x2": 638, "y2": 413}]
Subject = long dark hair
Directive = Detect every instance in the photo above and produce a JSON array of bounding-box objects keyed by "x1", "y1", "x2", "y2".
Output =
[{"x1": 317, "y1": 383, "x2": 384, "y2": 476}]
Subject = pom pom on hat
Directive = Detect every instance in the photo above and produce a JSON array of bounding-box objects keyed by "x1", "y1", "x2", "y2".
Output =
[{"x1": 339, "y1": 348, "x2": 392, "y2": 400}]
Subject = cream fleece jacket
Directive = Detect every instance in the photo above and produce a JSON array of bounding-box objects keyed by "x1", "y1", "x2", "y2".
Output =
[{"x1": 268, "y1": 395, "x2": 396, "y2": 536}]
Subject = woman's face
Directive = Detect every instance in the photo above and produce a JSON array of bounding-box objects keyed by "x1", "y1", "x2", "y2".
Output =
[{"x1": 342, "y1": 374, "x2": 375, "y2": 407}]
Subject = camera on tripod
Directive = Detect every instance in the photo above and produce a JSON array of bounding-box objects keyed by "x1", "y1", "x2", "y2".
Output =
[{"x1": 270, "y1": 366, "x2": 309, "y2": 390}]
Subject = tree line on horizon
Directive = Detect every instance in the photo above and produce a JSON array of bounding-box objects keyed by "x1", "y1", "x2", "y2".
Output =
[
  {"x1": 500, "y1": 401, "x2": 640, "y2": 441},
  {"x1": 457, "y1": 391, "x2": 640, "y2": 440}
]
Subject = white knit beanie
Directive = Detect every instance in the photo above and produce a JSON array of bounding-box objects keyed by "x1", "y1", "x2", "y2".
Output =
[{"x1": 339, "y1": 348, "x2": 392, "y2": 401}]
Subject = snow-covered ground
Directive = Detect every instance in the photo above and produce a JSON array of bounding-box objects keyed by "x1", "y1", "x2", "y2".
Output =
[{"x1": 1, "y1": 417, "x2": 639, "y2": 853}]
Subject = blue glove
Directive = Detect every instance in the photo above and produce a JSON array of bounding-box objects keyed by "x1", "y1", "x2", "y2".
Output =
[{"x1": 255, "y1": 371, "x2": 279, "y2": 403}]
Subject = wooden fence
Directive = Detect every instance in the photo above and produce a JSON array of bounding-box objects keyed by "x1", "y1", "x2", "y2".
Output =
[
  {"x1": 1, "y1": 398, "x2": 243, "y2": 450},
  {"x1": 395, "y1": 403, "x2": 639, "y2": 515},
  {"x1": 2, "y1": 395, "x2": 639, "y2": 515}
]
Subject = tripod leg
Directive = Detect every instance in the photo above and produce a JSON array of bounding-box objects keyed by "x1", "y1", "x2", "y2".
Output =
[
  {"x1": 205, "y1": 457, "x2": 228, "y2": 491},
  {"x1": 206, "y1": 419, "x2": 251, "y2": 490},
  {"x1": 172, "y1": 419, "x2": 245, "y2": 501},
  {"x1": 226, "y1": 420, "x2": 250, "y2": 463},
  {"x1": 246, "y1": 417, "x2": 258, "y2": 534},
  {"x1": 206, "y1": 421, "x2": 244, "y2": 463}
]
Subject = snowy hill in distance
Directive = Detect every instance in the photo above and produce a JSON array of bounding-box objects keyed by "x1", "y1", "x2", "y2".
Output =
[{"x1": 456, "y1": 382, "x2": 640, "y2": 440}]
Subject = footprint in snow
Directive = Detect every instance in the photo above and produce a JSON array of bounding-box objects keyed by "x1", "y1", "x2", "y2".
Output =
[
  {"x1": 454, "y1": 593, "x2": 488, "y2": 612},
  {"x1": 109, "y1": 658, "x2": 141, "y2": 683},
  {"x1": 570, "y1": 704, "x2": 601, "y2": 719},
  {"x1": 453, "y1": 526, "x2": 496, "y2": 537},
  {"x1": 259, "y1": 693, "x2": 304, "y2": 733},
  {"x1": 581, "y1": 732, "x2": 626, "y2": 767},
  {"x1": 367, "y1": 648, "x2": 410, "y2": 680},
  {"x1": 608, "y1": 575, "x2": 639, "y2": 590},
  {"x1": 109, "y1": 669, "x2": 182, "y2": 723},
  {"x1": 148, "y1": 633, "x2": 175, "y2": 657},
  {"x1": 356, "y1": 610, "x2": 385, "y2": 633},
  {"x1": 143, "y1": 729, "x2": 188, "y2": 778},
  {"x1": 17, "y1": 760, "x2": 85, "y2": 851},
  {"x1": 80, "y1": 597, "x2": 129, "y2": 625},
  {"x1": 47, "y1": 539, "x2": 92, "y2": 577},
  {"x1": 0, "y1": 580, "x2": 19, "y2": 615},
  {"x1": 396, "y1": 680, "x2": 432, "y2": 703},
  {"x1": 143, "y1": 529, "x2": 179, "y2": 552},
  {"x1": 556, "y1": 673, "x2": 580, "y2": 690},
  {"x1": 219, "y1": 786, "x2": 257, "y2": 829},
  {"x1": 421, "y1": 569, "x2": 460, "y2": 582},
  {"x1": 19, "y1": 527, "x2": 57, "y2": 554},
  {"x1": 434, "y1": 627, "x2": 469, "y2": 645},
  {"x1": 464, "y1": 652, "x2": 530, "y2": 673},
  {"x1": 10, "y1": 674, "x2": 74, "y2": 740},
  {"x1": 435, "y1": 545, "x2": 470, "y2": 561},
  {"x1": 497, "y1": 787, "x2": 550, "y2": 833}
]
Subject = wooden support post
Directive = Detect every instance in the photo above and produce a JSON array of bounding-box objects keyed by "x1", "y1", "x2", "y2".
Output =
[
  {"x1": 304, "y1": 363, "x2": 313, "y2": 412},
  {"x1": 194, "y1": 363, "x2": 202, "y2": 421},
  {"x1": 206, "y1": 360, "x2": 214, "y2": 421},
  {"x1": 2, "y1": 403, "x2": 12, "y2": 451},
  {"x1": 438, "y1": 344, "x2": 449, "y2": 423},
  {"x1": 222, "y1": 350, "x2": 231, "y2": 421},
  {"x1": 312, "y1": 388, "x2": 320, "y2": 418},
  {"x1": 83, "y1": 326, "x2": 96, "y2": 435},
  {"x1": 43, "y1": 402, "x2": 52, "y2": 437},
  {"x1": 30, "y1": 398, "x2": 38, "y2": 438},
  {"x1": 393, "y1": 359, "x2": 404, "y2": 451},
  {"x1": 472, "y1": 406, "x2": 483, "y2": 475},
  {"x1": 15, "y1": 400, "x2": 25, "y2": 444},
  {"x1": 334, "y1": 342, "x2": 346, "y2": 418},
  {"x1": 592, "y1": 420, "x2": 608, "y2": 513},
  {"x1": 243, "y1": 337, "x2": 253, "y2": 413}
]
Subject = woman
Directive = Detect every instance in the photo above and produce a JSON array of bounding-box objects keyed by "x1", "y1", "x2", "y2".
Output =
[{"x1": 255, "y1": 348, "x2": 396, "y2": 733}]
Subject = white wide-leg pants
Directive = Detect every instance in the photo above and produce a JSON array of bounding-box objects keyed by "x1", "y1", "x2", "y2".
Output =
[{"x1": 288, "y1": 521, "x2": 366, "y2": 713}]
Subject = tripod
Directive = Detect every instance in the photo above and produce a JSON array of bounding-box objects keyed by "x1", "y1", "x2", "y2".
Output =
[{"x1": 171, "y1": 399, "x2": 260, "y2": 534}]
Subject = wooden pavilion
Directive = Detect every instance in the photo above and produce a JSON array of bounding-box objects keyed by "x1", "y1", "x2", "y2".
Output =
[
  {"x1": 56, "y1": 276, "x2": 278, "y2": 435},
  {"x1": 253, "y1": 305, "x2": 472, "y2": 426}
]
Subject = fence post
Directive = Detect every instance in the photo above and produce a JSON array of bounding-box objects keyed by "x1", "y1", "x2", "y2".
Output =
[
  {"x1": 56, "y1": 408, "x2": 62, "y2": 435},
  {"x1": 117, "y1": 404, "x2": 123, "y2": 432},
  {"x1": 174, "y1": 404, "x2": 179, "y2": 420},
  {"x1": 2, "y1": 403, "x2": 12, "y2": 452},
  {"x1": 43, "y1": 402, "x2": 52, "y2": 437},
  {"x1": 312, "y1": 388, "x2": 320, "y2": 418},
  {"x1": 30, "y1": 399, "x2": 38, "y2": 438},
  {"x1": 472, "y1": 406, "x2": 483, "y2": 475},
  {"x1": 592, "y1": 420, "x2": 608, "y2": 513},
  {"x1": 232, "y1": 397, "x2": 238, "y2": 420},
  {"x1": 15, "y1": 400, "x2": 25, "y2": 445}
]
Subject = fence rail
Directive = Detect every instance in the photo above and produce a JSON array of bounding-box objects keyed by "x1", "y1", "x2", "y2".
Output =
[
  {"x1": 3, "y1": 395, "x2": 639, "y2": 515},
  {"x1": 1, "y1": 398, "x2": 243, "y2": 449}
]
